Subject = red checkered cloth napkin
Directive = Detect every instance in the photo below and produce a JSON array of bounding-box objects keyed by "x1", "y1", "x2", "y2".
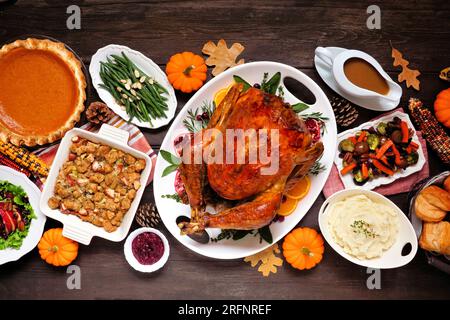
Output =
[
  {"x1": 33, "y1": 115, "x2": 157, "y2": 189},
  {"x1": 322, "y1": 108, "x2": 430, "y2": 198}
]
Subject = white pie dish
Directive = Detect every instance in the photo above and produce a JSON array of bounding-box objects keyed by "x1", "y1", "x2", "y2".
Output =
[
  {"x1": 124, "y1": 227, "x2": 170, "y2": 273},
  {"x1": 40, "y1": 124, "x2": 152, "y2": 245},
  {"x1": 335, "y1": 111, "x2": 425, "y2": 190},
  {"x1": 0, "y1": 166, "x2": 47, "y2": 265},
  {"x1": 89, "y1": 44, "x2": 177, "y2": 129},
  {"x1": 318, "y1": 189, "x2": 417, "y2": 269}
]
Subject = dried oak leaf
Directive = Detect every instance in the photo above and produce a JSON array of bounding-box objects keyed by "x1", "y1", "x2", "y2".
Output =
[
  {"x1": 391, "y1": 46, "x2": 421, "y2": 90},
  {"x1": 244, "y1": 243, "x2": 283, "y2": 277},
  {"x1": 202, "y1": 39, "x2": 245, "y2": 76}
]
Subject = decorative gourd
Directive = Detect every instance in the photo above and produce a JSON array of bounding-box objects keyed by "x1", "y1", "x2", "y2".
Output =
[
  {"x1": 282, "y1": 227, "x2": 324, "y2": 270},
  {"x1": 434, "y1": 88, "x2": 450, "y2": 128},
  {"x1": 165, "y1": 52, "x2": 207, "y2": 93},
  {"x1": 38, "y1": 228, "x2": 79, "y2": 267}
]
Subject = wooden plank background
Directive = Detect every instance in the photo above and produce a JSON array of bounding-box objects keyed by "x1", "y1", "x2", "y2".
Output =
[{"x1": 0, "y1": 0, "x2": 449, "y2": 299}]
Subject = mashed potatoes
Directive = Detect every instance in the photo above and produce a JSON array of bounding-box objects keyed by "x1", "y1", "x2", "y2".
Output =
[{"x1": 327, "y1": 194, "x2": 399, "y2": 260}]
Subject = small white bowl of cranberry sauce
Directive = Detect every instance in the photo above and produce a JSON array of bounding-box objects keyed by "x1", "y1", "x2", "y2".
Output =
[{"x1": 124, "y1": 227, "x2": 170, "y2": 273}]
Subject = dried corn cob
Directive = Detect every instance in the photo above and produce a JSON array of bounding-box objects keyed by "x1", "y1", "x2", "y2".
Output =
[
  {"x1": 0, "y1": 153, "x2": 32, "y2": 177},
  {"x1": 408, "y1": 98, "x2": 450, "y2": 165},
  {"x1": 0, "y1": 141, "x2": 49, "y2": 176}
]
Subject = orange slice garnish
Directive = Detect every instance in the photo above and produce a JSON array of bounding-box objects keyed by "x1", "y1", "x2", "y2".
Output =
[
  {"x1": 277, "y1": 195, "x2": 299, "y2": 216},
  {"x1": 285, "y1": 176, "x2": 311, "y2": 200},
  {"x1": 213, "y1": 84, "x2": 232, "y2": 106}
]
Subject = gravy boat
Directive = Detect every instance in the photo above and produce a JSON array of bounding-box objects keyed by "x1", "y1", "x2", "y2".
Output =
[{"x1": 315, "y1": 47, "x2": 402, "y2": 111}]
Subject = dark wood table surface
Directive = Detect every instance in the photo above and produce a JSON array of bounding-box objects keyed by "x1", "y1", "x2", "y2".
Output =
[{"x1": 0, "y1": 0, "x2": 449, "y2": 300}]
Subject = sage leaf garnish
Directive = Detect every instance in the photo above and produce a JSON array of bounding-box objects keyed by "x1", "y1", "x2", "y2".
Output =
[
  {"x1": 261, "y1": 72, "x2": 281, "y2": 95},
  {"x1": 258, "y1": 225, "x2": 273, "y2": 244},
  {"x1": 292, "y1": 102, "x2": 310, "y2": 113},
  {"x1": 160, "y1": 150, "x2": 181, "y2": 165},
  {"x1": 233, "y1": 75, "x2": 251, "y2": 92},
  {"x1": 160, "y1": 150, "x2": 181, "y2": 177}
]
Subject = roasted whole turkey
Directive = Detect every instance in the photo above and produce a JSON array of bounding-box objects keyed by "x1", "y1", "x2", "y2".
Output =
[{"x1": 178, "y1": 84, "x2": 323, "y2": 234}]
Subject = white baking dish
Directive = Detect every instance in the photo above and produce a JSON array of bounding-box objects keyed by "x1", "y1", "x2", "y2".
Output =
[{"x1": 40, "y1": 124, "x2": 152, "y2": 245}]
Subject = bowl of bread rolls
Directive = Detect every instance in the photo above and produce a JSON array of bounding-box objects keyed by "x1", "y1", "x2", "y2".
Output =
[{"x1": 409, "y1": 171, "x2": 450, "y2": 274}]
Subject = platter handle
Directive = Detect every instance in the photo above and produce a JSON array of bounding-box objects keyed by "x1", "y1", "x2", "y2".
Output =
[
  {"x1": 63, "y1": 224, "x2": 94, "y2": 245},
  {"x1": 280, "y1": 65, "x2": 334, "y2": 116},
  {"x1": 98, "y1": 123, "x2": 130, "y2": 145}
]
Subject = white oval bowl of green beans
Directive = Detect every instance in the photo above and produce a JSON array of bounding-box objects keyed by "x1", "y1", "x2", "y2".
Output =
[{"x1": 90, "y1": 44, "x2": 177, "y2": 129}]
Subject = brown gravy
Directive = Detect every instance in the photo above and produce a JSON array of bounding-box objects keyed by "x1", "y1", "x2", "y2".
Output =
[{"x1": 344, "y1": 58, "x2": 389, "y2": 95}]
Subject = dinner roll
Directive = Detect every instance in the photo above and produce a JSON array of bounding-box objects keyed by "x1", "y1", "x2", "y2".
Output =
[
  {"x1": 444, "y1": 176, "x2": 450, "y2": 193},
  {"x1": 420, "y1": 185, "x2": 450, "y2": 211},
  {"x1": 414, "y1": 193, "x2": 447, "y2": 222},
  {"x1": 419, "y1": 221, "x2": 450, "y2": 255}
]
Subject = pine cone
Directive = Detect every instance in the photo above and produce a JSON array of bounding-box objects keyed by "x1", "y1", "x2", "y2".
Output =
[
  {"x1": 86, "y1": 101, "x2": 113, "y2": 125},
  {"x1": 135, "y1": 203, "x2": 161, "y2": 228},
  {"x1": 330, "y1": 96, "x2": 359, "y2": 127}
]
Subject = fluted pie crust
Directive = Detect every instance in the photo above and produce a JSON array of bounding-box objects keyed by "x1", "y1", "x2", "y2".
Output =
[{"x1": 0, "y1": 38, "x2": 86, "y2": 146}]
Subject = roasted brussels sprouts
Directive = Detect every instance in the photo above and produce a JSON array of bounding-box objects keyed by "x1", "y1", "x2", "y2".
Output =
[
  {"x1": 406, "y1": 151, "x2": 419, "y2": 165},
  {"x1": 353, "y1": 170, "x2": 367, "y2": 185},
  {"x1": 339, "y1": 139, "x2": 355, "y2": 152},
  {"x1": 367, "y1": 134, "x2": 380, "y2": 150},
  {"x1": 377, "y1": 122, "x2": 387, "y2": 135}
]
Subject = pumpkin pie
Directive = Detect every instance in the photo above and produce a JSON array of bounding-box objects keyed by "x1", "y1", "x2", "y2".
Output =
[{"x1": 0, "y1": 38, "x2": 86, "y2": 146}]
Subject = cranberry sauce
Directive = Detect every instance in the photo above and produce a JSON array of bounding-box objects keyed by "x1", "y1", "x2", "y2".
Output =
[{"x1": 131, "y1": 232, "x2": 164, "y2": 265}]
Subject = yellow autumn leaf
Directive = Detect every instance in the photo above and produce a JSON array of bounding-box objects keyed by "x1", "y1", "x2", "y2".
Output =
[
  {"x1": 202, "y1": 39, "x2": 245, "y2": 76},
  {"x1": 244, "y1": 244, "x2": 283, "y2": 277}
]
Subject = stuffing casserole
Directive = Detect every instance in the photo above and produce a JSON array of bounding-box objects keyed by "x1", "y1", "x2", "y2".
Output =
[{"x1": 48, "y1": 137, "x2": 145, "y2": 232}]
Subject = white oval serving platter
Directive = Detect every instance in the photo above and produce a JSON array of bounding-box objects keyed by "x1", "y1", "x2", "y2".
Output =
[
  {"x1": 89, "y1": 44, "x2": 177, "y2": 129},
  {"x1": 153, "y1": 61, "x2": 337, "y2": 259}
]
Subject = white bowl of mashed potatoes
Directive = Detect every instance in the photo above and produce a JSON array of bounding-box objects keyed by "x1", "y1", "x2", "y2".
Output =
[{"x1": 319, "y1": 189, "x2": 417, "y2": 269}]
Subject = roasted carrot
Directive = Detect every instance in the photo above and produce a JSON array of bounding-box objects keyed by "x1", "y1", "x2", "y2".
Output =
[
  {"x1": 376, "y1": 140, "x2": 393, "y2": 159},
  {"x1": 400, "y1": 121, "x2": 409, "y2": 143},
  {"x1": 372, "y1": 159, "x2": 394, "y2": 175},
  {"x1": 349, "y1": 136, "x2": 357, "y2": 145},
  {"x1": 357, "y1": 131, "x2": 367, "y2": 142},
  {"x1": 380, "y1": 155, "x2": 389, "y2": 165},
  {"x1": 405, "y1": 145, "x2": 412, "y2": 154},
  {"x1": 391, "y1": 144, "x2": 403, "y2": 166},
  {"x1": 340, "y1": 162, "x2": 357, "y2": 175},
  {"x1": 361, "y1": 163, "x2": 369, "y2": 179},
  {"x1": 409, "y1": 141, "x2": 419, "y2": 149}
]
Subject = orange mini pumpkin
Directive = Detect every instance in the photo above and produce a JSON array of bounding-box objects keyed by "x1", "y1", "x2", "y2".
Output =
[
  {"x1": 282, "y1": 227, "x2": 324, "y2": 270},
  {"x1": 434, "y1": 88, "x2": 450, "y2": 128},
  {"x1": 166, "y1": 52, "x2": 207, "y2": 93},
  {"x1": 38, "y1": 228, "x2": 79, "y2": 267}
]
